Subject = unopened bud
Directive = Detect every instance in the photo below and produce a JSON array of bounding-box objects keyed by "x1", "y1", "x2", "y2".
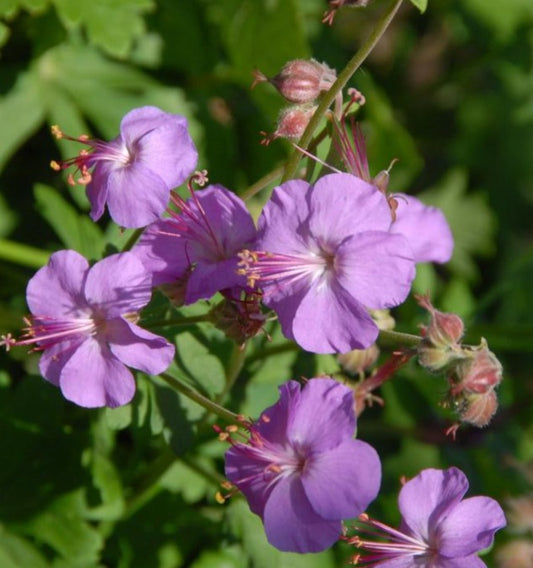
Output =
[
  {"x1": 506, "y1": 495, "x2": 533, "y2": 533},
  {"x1": 457, "y1": 389, "x2": 498, "y2": 427},
  {"x1": 338, "y1": 344, "x2": 379, "y2": 376},
  {"x1": 254, "y1": 59, "x2": 336, "y2": 104},
  {"x1": 418, "y1": 343, "x2": 463, "y2": 373},
  {"x1": 452, "y1": 340, "x2": 503, "y2": 395},
  {"x1": 158, "y1": 271, "x2": 191, "y2": 307},
  {"x1": 262, "y1": 105, "x2": 317, "y2": 144},
  {"x1": 416, "y1": 294, "x2": 464, "y2": 348}
]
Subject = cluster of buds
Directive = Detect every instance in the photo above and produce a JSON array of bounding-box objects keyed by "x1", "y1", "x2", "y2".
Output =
[
  {"x1": 416, "y1": 294, "x2": 503, "y2": 429},
  {"x1": 252, "y1": 59, "x2": 337, "y2": 143}
]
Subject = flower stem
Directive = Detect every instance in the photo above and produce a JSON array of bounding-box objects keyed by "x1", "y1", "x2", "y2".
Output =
[
  {"x1": 121, "y1": 228, "x2": 144, "y2": 252},
  {"x1": 241, "y1": 163, "x2": 285, "y2": 201},
  {"x1": 217, "y1": 342, "x2": 248, "y2": 403},
  {"x1": 159, "y1": 372, "x2": 240, "y2": 424},
  {"x1": 282, "y1": 0, "x2": 404, "y2": 182},
  {"x1": 378, "y1": 329, "x2": 422, "y2": 349},
  {"x1": 144, "y1": 314, "x2": 212, "y2": 329}
]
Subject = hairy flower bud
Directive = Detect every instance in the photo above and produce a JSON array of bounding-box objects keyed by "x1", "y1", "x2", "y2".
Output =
[
  {"x1": 416, "y1": 294, "x2": 464, "y2": 348},
  {"x1": 452, "y1": 340, "x2": 503, "y2": 395},
  {"x1": 253, "y1": 59, "x2": 336, "y2": 104},
  {"x1": 209, "y1": 293, "x2": 266, "y2": 345},
  {"x1": 457, "y1": 389, "x2": 498, "y2": 427},
  {"x1": 338, "y1": 344, "x2": 380, "y2": 376},
  {"x1": 262, "y1": 105, "x2": 317, "y2": 144}
]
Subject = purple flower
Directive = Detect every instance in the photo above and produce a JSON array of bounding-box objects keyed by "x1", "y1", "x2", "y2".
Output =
[
  {"x1": 224, "y1": 377, "x2": 381, "y2": 553},
  {"x1": 52, "y1": 106, "x2": 198, "y2": 228},
  {"x1": 240, "y1": 173, "x2": 415, "y2": 353},
  {"x1": 391, "y1": 195, "x2": 454, "y2": 264},
  {"x1": 351, "y1": 467, "x2": 506, "y2": 567},
  {"x1": 132, "y1": 184, "x2": 257, "y2": 304},
  {"x1": 12, "y1": 250, "x2": 174, "y2": 408}
]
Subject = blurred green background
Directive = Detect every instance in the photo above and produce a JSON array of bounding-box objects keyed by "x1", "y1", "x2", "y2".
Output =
[{"x1": 0, "y1": 0, "x2": 532, "y2": 566}]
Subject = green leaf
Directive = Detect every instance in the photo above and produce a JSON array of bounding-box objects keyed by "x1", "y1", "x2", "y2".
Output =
[
  {"x1": 33, "y1": 183, "x2": 105, "y2": 259},
  {"x1": 420, "y1": 169, "x2": 497, "y2": 281},
  {"x1": 85, "y1": 452, "x2": 125, "y2": 522},
  {"x1": 0, "y1": 71, "x2": 46, "y2": 173},
  {"x1": 24, "y1": 490, "x2": 103, "y2": 564},
  {"x1": 409, "y1": 0, "x2": 427, "y2": 13},
  {"x1": 52, "y1": 0, "x2": 154, "y2": 58},
  {"x1": 175, "y1": 332, "x2": 225, "y2": 398},
  {"x1": 0, "y1": 527, "x2": 49, "y2": 568}
]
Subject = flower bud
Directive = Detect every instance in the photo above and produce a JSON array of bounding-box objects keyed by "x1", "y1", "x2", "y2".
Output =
[
  {"x1": 338, "y1": 344, "x2": 379, "y2": 376},
  {"x1": 506, "y1": 495, "x2": 533, "y2": 533},
  {"x1": 496, "y1": 540, "x2": 533, "y2": 568},
  {"x1": 457, "y1": 389, "x2": 498, "y2": 427},
  {"x1": 253, "y1": 59, "x2": 336, "y2": 104},
  {"x1": 262, "y1": 105, "x2": 317, "y2": 144},
  {"x1": 416, "y1": 294, "x2": 464, "y2": 348},
  {"x1": 418, "y1": 342, "x2": 463, "y2": 373},
  {"x1": 452, "y1": 340, "x2": 503, "y2": 395}
]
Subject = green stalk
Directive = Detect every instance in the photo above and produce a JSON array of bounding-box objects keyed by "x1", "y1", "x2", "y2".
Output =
[
  {"x1": 377, "y1": 329, "x2": 422, "y2": 349},
  {"x1": 282, "y1": 0, "x2": 404, "y2": 182},
  {"x1": 159, "y1": 372, "x2": 240, "y2": 424}
]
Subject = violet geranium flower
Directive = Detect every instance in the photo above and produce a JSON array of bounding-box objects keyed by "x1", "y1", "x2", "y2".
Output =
[
  {"x1": 51, "y1": 106, "x2": 198, "y2": 228},
  {"x1": 239, "y1": 173, "x2": 415, "y2": 353},
  {"x1": 224, "y1": 377, "x2": 381, "y2": 553},
  {"x1": 132, "y1": 184, "x2": 257, "y2": 304},
  {"x1": 4, "y1": 250, "x2": 175, "y2": 408},
  {"x1": 349, "y1": 467, "x2": 506, "y2": 567}
]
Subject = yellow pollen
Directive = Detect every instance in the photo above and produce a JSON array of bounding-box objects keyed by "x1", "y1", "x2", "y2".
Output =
[
  {"x1": 50, "y1": 160, "x2": 61, "y2": 171},
  {"x1": 51, "y1": 125, "x2": 63, "y2": 139},
  {"x1": 215, "y1": 492, "x2": 226, "y2": 504}
]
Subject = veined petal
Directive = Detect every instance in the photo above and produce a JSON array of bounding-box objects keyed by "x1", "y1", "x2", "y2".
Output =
[
  {"x1": 131, "y1": 219, "x2": 191, "y2": 286},
  {"x1": 84, "y1": 252, "x2": 152, "y2": 316},
  {"x1": 263, "y1": 475, "x2": 341, "y2": 553},
  {"x1": 309, "y1": 173, "x2": 392, "y2": 238},
  {"x1": 39, "y1": 339, "x2": 83, "y2": 386},
  {"x1": 436, "y1": 555, "x2": 488, "y2": 568},
  {"x1": 336, "y1": 231, "x2": 415, "y2": 309},
  {"x1": 86, "y1": 162, "x2": 111, "y2": 222},
  {"x1": 391, "y1": 195, "x2": 454, "y2": 264},
  {"x1": 290, "y1": 278, "x2": 379, "y2": 353},
  {"x1": 287, "y1": 378, "x2": 356, "y2": 451},
  {"x1": 437, "y1": 496, "x2": 506, "y2": 558},
  {"x1": 135, "y1": 120, "x2": 198, "y2": 189},
  {"x1": 26, "y1": 250, "x2": 90, "y2": 316},
  {"x1": 302, "y1": 439, "x2": 381, "y2": 519},
  {"x1": 105, "y1": 161, "x2": 170, "y2": 228},
  {"x1": 120, "y1": 106, "x2": 187, "y2": 146},
  {"x1": 257, "y1": 179, "x2": 312, "y2": 255},
  {"x1": 185, "y1": 258, "x2": 248, "y2": 304},
  {"x1": 399, "y1": 468, "x2": 469, "y2": 543},
  {"x1": 107, "y1": 318, "x2": 175, "y2": 375},
  {"x1": 59, "y1": 338, "x2": 135, "y2": 408}
]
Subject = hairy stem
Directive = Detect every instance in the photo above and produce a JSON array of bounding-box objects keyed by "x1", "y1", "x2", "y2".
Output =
[{"x1": 282, "y1": 0, "x2": 404, "y2": 182}]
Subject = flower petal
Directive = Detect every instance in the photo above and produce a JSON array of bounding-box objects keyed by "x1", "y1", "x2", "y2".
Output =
[
  {"x1": 39, "y1": 339, "x2": 82, "y2": 387},
  {"x1": 287, "y1": 378, "x2": 357, "y2": 451},
  {"x1": 131, "y1": 219, "x2": 191, "y2": 286},
  {"x1": 336, "y1": 231, "x2": 415, "y2": 309},
  {"x1": 185, "y1": 258, "x2": 247, "y2": 303},
  {"x1": 263, "y1": 475, "x2": 342, "y2": 553},
  {"x1": 257, "y1": 179, "x2": 312, "y2": 255},
  {"x1": 59, "y1": 338, "x2": 135, "y2": 407},
  {"x1": 135, "y1": 120, "x2": 198, "y2": 189},
  {"x1": 391, "y1": 195, "x2": 454, "y2": 264},
  {"x1": 309, "y1": 173, "x2": 392, "y2": 238},
  {"x1": 399, "y1": 468, "x2": 469, "y2": 543},
  {"x1": 302, "y1": 439, "x2": 381, "y2": 519},
  {"x1": 84, "y1": 252, "x2": 152, "y2": 316},
  {"x1": 26, "y1": 250, "x2": 90, "y2": 317},
  {"x1": 437, "y1": 496, "x2": 506, "y2": 557},
  {"x1": 436, "y1": 555, "x2": 487, "y2": 568},
  {"x1": 107, "y1": 318, "x2": 175, "y2": 375},
  {"x1": 105, "y1": 162, "x2": 170, "y2": 228},
  {"x1": 86, "y1": 161, "x2": 112, "y2": 222},
  {"x1": 290, "y1": 278, "x2": 379, "y2": 353}
]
